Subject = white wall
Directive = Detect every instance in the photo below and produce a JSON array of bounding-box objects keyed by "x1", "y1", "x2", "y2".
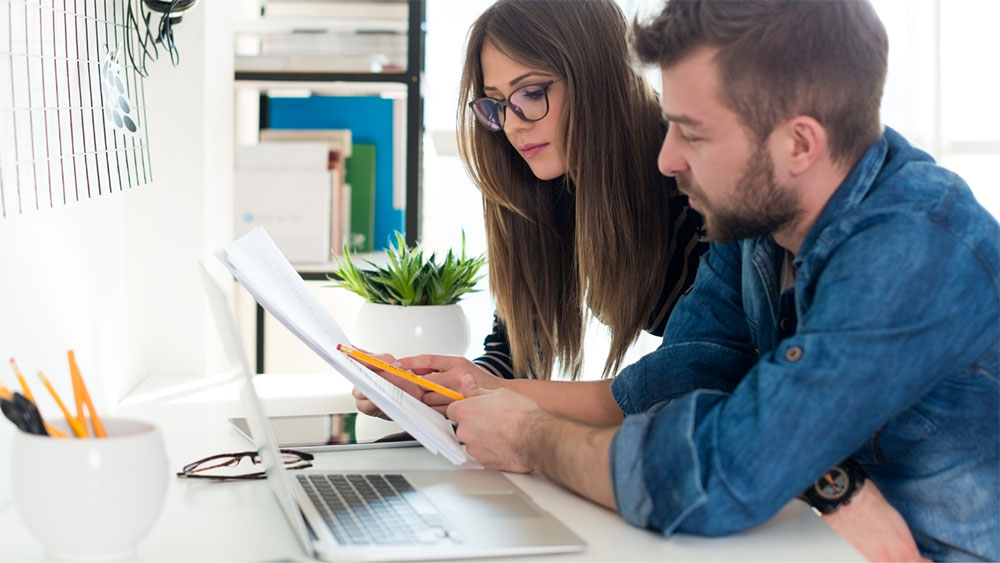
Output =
[{"x1": 0, "y1": 4, "x2": 234, "y2": 411}]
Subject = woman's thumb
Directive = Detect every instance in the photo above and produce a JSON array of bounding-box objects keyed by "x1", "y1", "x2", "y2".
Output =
[{"x1": 459, "y1": 373, "x2": 485, "y2": 397}]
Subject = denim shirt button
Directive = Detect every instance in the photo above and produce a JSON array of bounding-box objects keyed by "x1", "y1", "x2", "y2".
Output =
[
  {"x1": 779, "y1": 318, "x2": 792, "y2": 331},
  {"x1": 785, "y1": 346, "x2": 803, "y2": 362}
]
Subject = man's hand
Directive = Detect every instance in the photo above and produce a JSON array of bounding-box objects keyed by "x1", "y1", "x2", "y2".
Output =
[
  {"x1": 351, "y1": 352, "x2": 429, "y2": 419},
  {"x1": 822, "y1": 480, "x2": 928, "y2": 562},
  {"x1": 446, "y1": 375, "x2": 619, "y2": 510},
  {"x1": 446, "y1": 374, "x2": 546, "y2": 473}
]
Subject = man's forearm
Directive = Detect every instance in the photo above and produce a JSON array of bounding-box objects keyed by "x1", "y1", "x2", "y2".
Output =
[{"x1": 526, "y1": 412, "x2": 620, "y2": 511}]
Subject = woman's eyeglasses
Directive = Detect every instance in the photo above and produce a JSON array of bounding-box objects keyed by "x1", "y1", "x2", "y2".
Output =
[
  {"x1": 469, "y1": 79, "x2": 561, "y2": 132},
  {"x1": 176, "y1": 449, "x2": 314, "y2": 481}
]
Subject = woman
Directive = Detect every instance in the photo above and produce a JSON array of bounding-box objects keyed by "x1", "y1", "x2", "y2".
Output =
[
  {"x1": 460, "y1": 0, "x2": 704, "y2": 383},
  {"x1": 356, "y1": 0, "x2": 704, "y2": 422}
]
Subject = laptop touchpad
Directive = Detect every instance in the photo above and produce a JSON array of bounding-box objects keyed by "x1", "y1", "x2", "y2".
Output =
[{"x1": 444, "y1": 491, "x2": 542, "y2": 518}]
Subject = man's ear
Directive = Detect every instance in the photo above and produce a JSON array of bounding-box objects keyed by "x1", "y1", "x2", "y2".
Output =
[{"x1": 774, "y1": 116, "x2": 828, "y2": 177}]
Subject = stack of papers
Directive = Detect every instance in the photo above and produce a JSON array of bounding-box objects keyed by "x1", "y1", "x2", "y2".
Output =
[{"x1": 215, "y1": 227, "x2": 466, "y2": 465}]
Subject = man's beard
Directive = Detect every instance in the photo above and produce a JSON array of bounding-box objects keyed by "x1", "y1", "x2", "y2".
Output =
[{"x1": 679, "y1": 145, "x2": 800, "y2": 243}]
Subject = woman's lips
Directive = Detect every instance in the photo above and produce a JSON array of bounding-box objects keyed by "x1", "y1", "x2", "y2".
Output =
[{"x1": 520, "y1": 143, "x2": 548, "y2": 158}]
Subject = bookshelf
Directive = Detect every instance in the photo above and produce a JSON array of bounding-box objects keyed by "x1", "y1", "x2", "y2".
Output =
[{"x1": 233, "y1": 0, "x2": 427, "y2": 371}]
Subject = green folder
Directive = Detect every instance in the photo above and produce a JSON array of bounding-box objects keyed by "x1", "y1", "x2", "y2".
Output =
[{"x1": 346, "y1": 143, "x2": 376, "y2": 252}]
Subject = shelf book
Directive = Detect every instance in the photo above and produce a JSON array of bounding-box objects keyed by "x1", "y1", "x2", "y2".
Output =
[
  {"x1": 266, "y1": 96, "x2": 405, "y2": 251},
  {"x1": 346, "y1": 144, "x2": 376, "y2": 252},
  {"x1": 234, "y1": 141, "x2": 332, "y2": 264},
  {"x1": 259, "y1": 129, "x2": 352, "y2": 256}
]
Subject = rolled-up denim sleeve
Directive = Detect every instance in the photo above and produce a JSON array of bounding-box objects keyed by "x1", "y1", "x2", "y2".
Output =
[
  {"x1": 610, "y1": 389, "x2": 765, "y2": 536},
  {"x1": 611, "y1": 393, "x2": 721, "y2": 531}
]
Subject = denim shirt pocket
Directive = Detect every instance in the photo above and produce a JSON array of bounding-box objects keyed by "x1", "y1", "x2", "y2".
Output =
[{"x1": 866, "y1": 407, "x2": 939, "y2": 465}]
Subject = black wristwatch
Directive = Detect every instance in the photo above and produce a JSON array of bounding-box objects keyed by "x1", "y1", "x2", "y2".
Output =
[{"x1": 799, "y1": 459, "x2": 867, "y2": 516}]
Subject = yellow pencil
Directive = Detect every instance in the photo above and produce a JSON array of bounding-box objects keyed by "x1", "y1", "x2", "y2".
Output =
[
  {"x1": 38, "y1": 371, "x2": 87, "y2": 438},
  {"x1": 68, "y1": 351, "x2": 106, "y2": 438},
  {"x1": 3, "y1": 368, "x2": 67, "y2": 438},
  {"x1": 68, "y1": 358, "x2": 87, "y2": 435},
  {"x1": 10, "y1": 358, "x2": 35, "y2": 402},
  {"x1": 43, "y1": 422, "x2": 69, "y2": 438},
  {"x1": 337, "y1": 344, "x2": 465, "y2": 401}
]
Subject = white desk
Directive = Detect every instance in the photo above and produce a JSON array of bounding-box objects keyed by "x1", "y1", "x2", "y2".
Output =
[{"x1": 0, "y1": 373, "x2": 862, "y2": 562}]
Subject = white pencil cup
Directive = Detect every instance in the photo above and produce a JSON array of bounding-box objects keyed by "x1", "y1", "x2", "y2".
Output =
[
  {"x1": 11, "y1": 417, "x2": 169, "y2": 561},
  {"x1": 0, "y1": 418, "x2": 13, "y2": 510}
]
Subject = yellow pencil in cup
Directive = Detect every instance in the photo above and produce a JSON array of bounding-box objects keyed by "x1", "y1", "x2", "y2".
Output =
[
  {"x1": 68, "y1": 350, "x2": 106, "y2": 438},
  {"x1": 10, "y1": 358, "x2": 35, "y2": 402},
  {"x1": 38, "y1": 371, "x2": 88, "y2": 438},
  {"x1": 8, "y1": 359, "x2": 68, "y2": 438},
  {"x1": 0, "y1": 382, "x2": 63, "y2": 437},
  {"x1": 68, "y1": 356, "x2": 88, "y2": 435},
  {"x1": 336, "y1": 344, "x2": 465, "y2": 401},
  {"x1": 41, "y1": 420, "x2": 69, "y2": 439}
]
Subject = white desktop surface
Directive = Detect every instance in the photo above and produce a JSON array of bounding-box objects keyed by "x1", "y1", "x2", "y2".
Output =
[{"x1": 0, "y1": 372, "x2": 862, "y2": 562}]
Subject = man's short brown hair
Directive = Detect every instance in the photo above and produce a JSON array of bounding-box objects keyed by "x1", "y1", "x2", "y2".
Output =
[{"x1": 635, "y1": 0, "x2": 888, "y2": 165}]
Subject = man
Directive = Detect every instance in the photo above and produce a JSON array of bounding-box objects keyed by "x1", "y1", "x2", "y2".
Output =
[{"x1": 443, "y1": 1, "x2": 999, "y2": 560}]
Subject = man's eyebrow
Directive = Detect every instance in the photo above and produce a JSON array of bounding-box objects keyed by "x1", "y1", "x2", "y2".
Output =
[
  {"x1": 664, "y1": 113, "x2": 705, "y2": 128},
  {"x1": 483, "y1": 71, "x2": 552, "y2": 92}
]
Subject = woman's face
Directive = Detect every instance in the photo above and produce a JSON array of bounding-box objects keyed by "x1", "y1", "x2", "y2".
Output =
[{"x1": 479, "y1": 41, "x2": 567, "y2": 180}]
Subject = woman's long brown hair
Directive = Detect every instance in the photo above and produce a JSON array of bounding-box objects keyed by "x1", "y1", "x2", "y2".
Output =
[{"x1": 458, "y1": 0, "x2": 675, "y2": 380}]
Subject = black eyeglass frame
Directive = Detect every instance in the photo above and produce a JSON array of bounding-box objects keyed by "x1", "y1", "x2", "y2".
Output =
[
  {"x1": 176, "y1": 449, "x2": 315, "y2": 481},
  {"x1": 469, "y1": 78, "x2": 562, "y2": 132}
]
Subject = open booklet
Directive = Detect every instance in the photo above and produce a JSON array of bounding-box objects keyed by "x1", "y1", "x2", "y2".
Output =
[{"x1": 215, "y1": 227, "x2": 466, "y2": 465}]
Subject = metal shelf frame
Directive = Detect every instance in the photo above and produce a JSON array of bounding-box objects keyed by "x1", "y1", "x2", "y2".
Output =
[{"x1": 239, "y1": 0, "x2": 426, "y2": 373}]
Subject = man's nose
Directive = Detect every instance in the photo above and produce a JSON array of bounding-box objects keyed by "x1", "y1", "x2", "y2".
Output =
[{"x1": 657, "y1": 126, "x2": 688, "y2": 177}]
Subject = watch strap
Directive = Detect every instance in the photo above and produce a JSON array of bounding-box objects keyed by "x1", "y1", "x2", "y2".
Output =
[{"x1": 799, "y1": 458, "x2": 867, "y2": 515}]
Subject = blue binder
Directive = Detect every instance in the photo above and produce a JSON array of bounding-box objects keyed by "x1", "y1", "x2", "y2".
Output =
[{"x1": 268, "y1": 96, "x2": 404, "y2": 250}]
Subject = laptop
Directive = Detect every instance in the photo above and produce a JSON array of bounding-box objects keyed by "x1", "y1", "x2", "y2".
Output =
[{"x1": 199, "y1": 264, "x2": 585, "y2": 561}]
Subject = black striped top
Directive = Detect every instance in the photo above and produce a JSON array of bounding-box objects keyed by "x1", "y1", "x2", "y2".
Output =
[{"x1": 473, "y1": 193, "x2": 707, "y2": 379}]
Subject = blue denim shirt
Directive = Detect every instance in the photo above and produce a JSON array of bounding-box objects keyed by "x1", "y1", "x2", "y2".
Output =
[{"x1": 609, "y1": 127, "x2": 1000, "y2": 561}]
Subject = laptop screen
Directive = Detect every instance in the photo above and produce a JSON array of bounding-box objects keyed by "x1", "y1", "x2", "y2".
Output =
[{"x1": 199, "y1": 262, "x2": 315, "y2": 553}]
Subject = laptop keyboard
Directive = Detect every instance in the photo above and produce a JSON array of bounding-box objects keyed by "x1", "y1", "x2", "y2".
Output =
[{"x1": 298, "y1": 473, "x2": 456, "y2": 545}]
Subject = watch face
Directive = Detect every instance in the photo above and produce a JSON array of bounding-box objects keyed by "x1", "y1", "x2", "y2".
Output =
[{"x1": 815, "y1": 467, "x2": 850, "y2": 500}]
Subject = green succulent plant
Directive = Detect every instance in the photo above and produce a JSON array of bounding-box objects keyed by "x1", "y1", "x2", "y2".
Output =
[{"x1": 329, "y1": 231, "x2": 486, "y2": 306}]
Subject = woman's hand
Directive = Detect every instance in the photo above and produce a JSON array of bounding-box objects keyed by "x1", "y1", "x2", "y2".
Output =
[
  {"x1": 350, "y1": 352, "x2": 428, "y2": 419},
  {"x1": 396, "y1": 355, "x2": 501, "y2": 414}
]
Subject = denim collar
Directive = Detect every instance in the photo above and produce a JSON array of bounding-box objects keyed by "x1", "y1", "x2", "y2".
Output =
[{"x1": 793, "y1": 126, "x2": 895, "y2": 270}]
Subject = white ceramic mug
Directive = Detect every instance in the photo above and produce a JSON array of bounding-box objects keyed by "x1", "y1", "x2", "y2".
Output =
[
  {"x1": 0, "y1": 418, "x2": 13, "y2": 510},
  {"x1": 11, "y1": 417, "x2": 168, "y2": 561}
]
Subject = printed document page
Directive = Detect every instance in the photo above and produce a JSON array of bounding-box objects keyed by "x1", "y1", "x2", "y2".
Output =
[{"x1": 216, "y1": 227, "x2": 466, "y2": 464}]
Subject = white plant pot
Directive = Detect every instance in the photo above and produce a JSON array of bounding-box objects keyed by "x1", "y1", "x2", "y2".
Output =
[{"x1": 354, "y1": 302, "x2": 469, "y2": 358}]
